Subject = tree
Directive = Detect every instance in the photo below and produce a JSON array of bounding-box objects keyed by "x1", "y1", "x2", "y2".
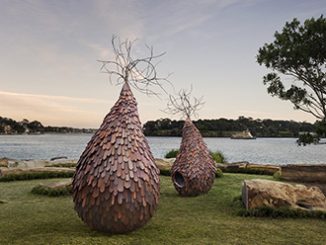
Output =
[{"x1": 257, "y1": 16, "x2": 326, "y2": 143}]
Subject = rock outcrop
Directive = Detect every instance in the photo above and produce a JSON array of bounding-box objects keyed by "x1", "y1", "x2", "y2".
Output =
[
  {"x1": 280, "y1": 164, "x2": 326, "y2": 183},
  {"x1": 217, "y1": 162, "x2": 280, "y2": 175},
  {"x1": 0, "y1": 167, "x2": 75, "y2": 178},
  {"x1": 0, "y1": 158, "x2": 8, "y2": 168},
  {"x1": 31, "y1": 180, "x2": 72, "y2": 196},
  {"x1": 42, "y1": 180, "x2": 72, "y2": 189},
  {"x1": 155, "y1": 158, "x2": 175, "y2": 167},
  {"x1": 242, "y1": 179, "x2": 326, "y2": 212}
]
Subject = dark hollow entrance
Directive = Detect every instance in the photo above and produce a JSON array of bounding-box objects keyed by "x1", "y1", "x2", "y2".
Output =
[{"x1": 174, "y1": 171, "x2": 185, "y2": 188}]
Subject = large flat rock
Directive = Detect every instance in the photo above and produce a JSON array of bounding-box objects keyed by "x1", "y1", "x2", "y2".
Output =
[
  {"x1": 0, "y1": 158, "x2": 175, "y2": 177},
  {"x1": 0, "y1": 158, "x2": 9, "y2": 168},
  {"x1": 38, "y1": 180, "x2": 72, "y2": 189},
  {"x1": 217, "y1": 162, "x2": 280, "y2": 175},
  {"x1": 242, "y1": 179, "x2": 326, "y2": 212},
  {"x1": 280, "y1": 164, "x2": 326, "y2": 183},
  {"x1": 155, "y1": 158, "x2": 174, "y2": 169},
  {"x1": 0, "y1": 167, "x2": 75, "y2": 177}
]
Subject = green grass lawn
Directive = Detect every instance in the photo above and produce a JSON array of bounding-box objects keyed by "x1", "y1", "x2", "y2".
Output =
[{"x1": 0, "y1": 174, "x2": 325, "y2": 245}]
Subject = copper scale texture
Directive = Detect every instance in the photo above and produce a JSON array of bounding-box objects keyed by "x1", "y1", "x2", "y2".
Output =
[
  {"x1": 171, "y1": 118, "x2": 217, "y2": 196},
  {"x1": 72, "y1": 82, "x2": 160, "y2": 234}
]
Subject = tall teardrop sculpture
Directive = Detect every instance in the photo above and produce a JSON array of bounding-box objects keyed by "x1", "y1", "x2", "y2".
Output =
[
  {"x1": 171, "y1": 118, "x2": 216, "y2": 196},
  {"x1": 72, "y1": 82, "x2": 160, "y2": 233}
]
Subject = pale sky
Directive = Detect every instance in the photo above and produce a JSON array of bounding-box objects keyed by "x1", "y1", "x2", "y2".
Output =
[{"x1": 1, "y1": 0, "x2": 325, "y2": 128}]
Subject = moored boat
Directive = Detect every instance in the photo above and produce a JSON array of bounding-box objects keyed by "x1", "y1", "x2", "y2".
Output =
[{"x1": 231, "y1": 129, "x2": 256, "y2": 139}]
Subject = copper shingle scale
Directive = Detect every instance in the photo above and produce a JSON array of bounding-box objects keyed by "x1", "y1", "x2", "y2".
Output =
[
  {"x1": 171, "y1": 118, "x2": 216, "y2": 196},
  {"x1": 72, "y1": 82, "x2": 160, "y2": 234}
]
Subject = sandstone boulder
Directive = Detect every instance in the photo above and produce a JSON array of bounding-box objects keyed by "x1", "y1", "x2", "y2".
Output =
[
  {"x1": 9, "y1": 159, "x2": 49, "y2": 168},
  {"x1": 0, "y1": 158, "x2": 8, "y2": 168},
  {"x1": 242, "y1": 179, "x2": 326, "y2": 212},
  {"x1": 304, "y1": 183, "x2": 326, "y2": 196},
  {"x1": 2, "y1": 158, "x2": 79, "y2": 168},
  {"x1": 280, "y1": 164, "x2": 326, "y2": 183},
  {"x1": 155, "y1": 158, "x2": 174, "y2": 170},
  {"x1": 45, "y1": 159, "x2": 77, "y2": 168},
  {"x1": 217, "y1": 162, "x2": 280, "y2": 175},
  {"x1": 0, "y1": 167, "x2": 75, "y2": 176},
  {"x1": 31, "y1": 180, "x2": 72, "y2": 196},
  {"x1": 245, "y1": 163, "x2": 280, "y2": 173},
  {"x1": 42, "y1": 180, "x2": 72, "y2": 189}
]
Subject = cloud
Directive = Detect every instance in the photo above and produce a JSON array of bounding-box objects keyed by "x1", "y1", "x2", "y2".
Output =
[
  {"x1": 0, "y1": 90, "x2": 113, "y2": 127},
  {"x1": 85, "y1": 43, "x2": 112, "y2": 60},
  {"x1": 0, "y1": 91, "x2": 109, "y2": 103},
  {"x1": 0, "y1": 0, "x2": 146, "y2": 93},
  {"x1": 144, "y1": 0, "x2": 254, "y2": 41},
  {"x1": 0, "y1": 0, "x2": 322, "y2": 127}
]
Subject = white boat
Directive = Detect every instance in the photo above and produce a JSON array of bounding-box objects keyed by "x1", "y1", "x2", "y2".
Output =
[{"x1": 231, "y1": 129, "x2": 256, "y2": 139}]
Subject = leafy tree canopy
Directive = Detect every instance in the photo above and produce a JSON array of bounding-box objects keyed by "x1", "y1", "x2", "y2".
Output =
[{"x1": 257, "y1": 16, "x2": 326, "y2": 122}]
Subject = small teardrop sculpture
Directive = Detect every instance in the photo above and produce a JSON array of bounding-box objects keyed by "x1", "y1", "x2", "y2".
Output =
[
  {"x1": 72, "y1": 83, "x2": 160, "y2": 233},
  {"x1": 171, "y1": 118, "x2": 216, "y2": 196}
]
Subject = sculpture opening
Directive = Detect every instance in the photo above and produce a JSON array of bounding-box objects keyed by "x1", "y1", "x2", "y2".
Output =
[{"x1": 174, "y1": 171, "x2": 185, "y2": 188}]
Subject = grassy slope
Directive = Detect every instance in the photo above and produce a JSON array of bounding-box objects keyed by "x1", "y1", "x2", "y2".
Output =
[{"x1": 0, "y1": 174, "x2": 325, "y2": 245}]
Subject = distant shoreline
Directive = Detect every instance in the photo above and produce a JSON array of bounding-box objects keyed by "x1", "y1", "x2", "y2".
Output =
[
  {"x1": 1, "y1": 133, "x2": 326, "y2": 142},
  {"x1": 1, "y1": 115, "x2": 317, "y2": 137}
]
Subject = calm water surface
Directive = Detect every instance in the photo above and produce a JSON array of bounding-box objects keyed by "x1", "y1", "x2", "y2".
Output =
[{"x1": 0, "y1": 134, "x2": 325, "y2": 164}]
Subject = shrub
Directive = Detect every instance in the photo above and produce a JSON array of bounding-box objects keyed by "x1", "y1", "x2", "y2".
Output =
[
  {"x1": 159, "y1": 168, "x2": 171, "y2": 176},
  {"x1": 31, "y1": 183, "x2": 72, "y2": 197},
  {"x1": 210, "y1": 151, "x2": 226, "y2": 163},
  {"x1": 215, "y1": 168, "x2": 223, "y2": 178},
  {"x1": 0, "y1": 171, "x2": 74, "y2": 182},
  {"x1": 230, "y1": 195, "x2": 243, "y2": 208},
  {"x1": 223, "y1": 167, "x2": 275, "y2": 176},
  {"x1": 158, "y1": 165, "x2": 223, "y2": 178},
  {"x1": 164, "y1": 149, "x2": 226, "y2": 164},
  {"x1": 297, "y1": 133, "x2": 320, "y2": 146},
  {"x1": 273, "y1": 171, "x2": 282, "y2": 180},
  {"x1": 164, "y1": 149, "x2": 179, "y2": 159},
  {"x1": 238, "y1": 206, "x2": 326, "y2": 219}
]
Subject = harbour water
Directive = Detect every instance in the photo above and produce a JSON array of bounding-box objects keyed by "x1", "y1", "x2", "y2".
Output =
[{"x1": 0, "y1": 134, "x2": 325, "y2": 164}]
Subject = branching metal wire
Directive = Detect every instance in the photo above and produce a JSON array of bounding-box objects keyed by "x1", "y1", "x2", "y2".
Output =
[
  {"x1": 165, "y1": 86, "x2": 205, "y2": 119},
  {"x1": 98, "y1": 36, "x2": 172, "y2": 96}
]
